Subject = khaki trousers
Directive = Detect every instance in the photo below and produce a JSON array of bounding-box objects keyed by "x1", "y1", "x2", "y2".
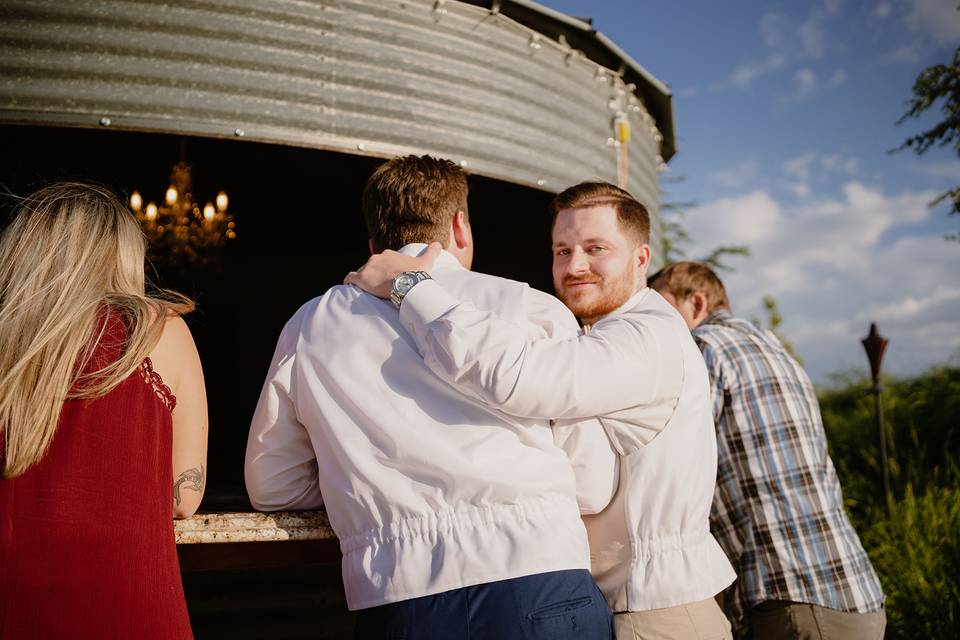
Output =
[
  {"x1": 614, "y1": 598, "x2": 733, "y2": 640},
  {"x1": 750, "y1": 600, "x2": 886, "y2": 640}
]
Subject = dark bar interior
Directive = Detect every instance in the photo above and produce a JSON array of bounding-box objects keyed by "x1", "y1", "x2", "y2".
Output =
[
  {"x1": 1, "y1": 123, "x2": 557, "y2": 502},
  {"x1": 0, "y1": 123, "x2": 559, "y2": 638}
]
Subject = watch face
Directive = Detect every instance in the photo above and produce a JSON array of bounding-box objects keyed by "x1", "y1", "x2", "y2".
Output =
[{"x1": 396, "y1": 273, "x2": 415, "y2": 291}]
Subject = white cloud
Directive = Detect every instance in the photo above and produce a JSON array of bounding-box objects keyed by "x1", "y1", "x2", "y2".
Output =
[
  {"x1": 905, "y1": 0, "x2": 960, "y2": 47},
  {"x1": 761, "y1": 11, "x2": 827, "y2": 59},
  {"x1": 911, "y1": 160, "x2": 960, "y2": 180},
  {"x1": 882, "y1": 45, "x2": 921, "y2": 63},
  {"x1": 825, "y1": 0, "x2": 845, "y2": 14},
  {"x1": 788, "y1": 182, "x2": 813, "y2": 198},
  {"x1": 760, "y1": 12, "x2": 792, "y2": 49},
  {"x1": 723, "y1": 54, "x2": 787, "y2": 89},
  {"x1": 684, "y1": 181, "x2": 957, "y2": 382},
  {"x1": 708, "y1": 161, "x2": 759, "y2": 189},
  {"x1": 821, "y1": 153, "x2": 859, "y2": 175},
  {"x1": 784, "y1": 69, "x2": 818, "y2": 103},
  {"x1": 783, "y1": 152, "x2": 817, "y2": 181},
  {"x1": 781, "y1": 152, "x2": 858, "y2": 191},
  {"x1": 799, "y1": 16, "x2": 826, "y2": 58},
  {"x1": 828, "y1": 68, "x2": 847, "y2": 88}
]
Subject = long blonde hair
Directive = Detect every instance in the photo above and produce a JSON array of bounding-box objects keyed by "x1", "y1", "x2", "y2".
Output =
[{"x1": 0, "y1": 182, "x2": 194, "y2": 478}]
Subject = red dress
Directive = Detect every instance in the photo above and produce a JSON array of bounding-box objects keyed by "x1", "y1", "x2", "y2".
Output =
[{"x1": 0, "y1": 317, "x2": 193, "y2": 639}]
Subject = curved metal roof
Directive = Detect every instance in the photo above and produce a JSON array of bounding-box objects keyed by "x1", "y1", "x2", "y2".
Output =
[
  {"x1": 0, "y1": 0, "x2": 671, "y2": 220},
  {"x1": 461, "y1": 0, "x2": 676, "y2": 160}
]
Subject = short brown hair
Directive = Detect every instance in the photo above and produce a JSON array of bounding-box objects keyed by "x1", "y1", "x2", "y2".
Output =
[
  {"x1": 549, "y1": 181, "x2": 650, "y2": 245},
  {"x1": 649, "y1": 261, "x2": 730, "y2": 312},
  {"x1": 362, "y1": 155, "x2": 468, "y2": 251}
]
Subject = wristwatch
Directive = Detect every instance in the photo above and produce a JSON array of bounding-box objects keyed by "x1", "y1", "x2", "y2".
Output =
[{"x1": 390, "y1": 271, "x2": 432, "y2": 309}]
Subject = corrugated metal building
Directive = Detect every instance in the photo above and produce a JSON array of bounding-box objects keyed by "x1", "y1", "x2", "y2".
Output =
[
  {"x1": 0, "y1": 2, "x2": 675, "y2": 637},
  {"x1": 0, "y1": 0, "x2": 673, "y2": 228}
]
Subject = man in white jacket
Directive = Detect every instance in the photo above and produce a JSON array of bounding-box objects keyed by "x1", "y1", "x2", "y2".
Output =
[
  {"x1": 347, "y1": 181, "x2": 737, "y2": 640},
  {"x1": 245, "y1": 156, "x2": 617, "y2": 639}
]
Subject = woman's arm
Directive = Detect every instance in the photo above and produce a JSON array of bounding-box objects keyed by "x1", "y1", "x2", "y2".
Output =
[{"x1": 149, "y1": 314, "x2": 209, "y2": 519}]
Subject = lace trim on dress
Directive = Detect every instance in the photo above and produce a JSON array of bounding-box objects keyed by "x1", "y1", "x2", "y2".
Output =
[{"x1": 139, "y1": 357, "x2": 177, "y2": 413}]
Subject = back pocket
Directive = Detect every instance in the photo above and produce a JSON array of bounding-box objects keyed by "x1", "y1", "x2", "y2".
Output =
[{"x1": 528, "y1": 596, "x2": 593, "y2": 620}]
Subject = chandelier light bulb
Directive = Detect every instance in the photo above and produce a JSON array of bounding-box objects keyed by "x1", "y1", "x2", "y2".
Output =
[
  {"x1": 203, "y1": 203, "x2": 215, "y2": 221},
  {"x1": 129, "y1": 191, "x2": 142, "y2": 212},
  {"x1": 145, "y1": 203, "x2": 158, "y2": 221},
  {"x1": 215, "y1": 191, "x2": 228, "y2": 212},
  {"x1": 165, "y1": 186, "x2": 178, "y2": 205}
]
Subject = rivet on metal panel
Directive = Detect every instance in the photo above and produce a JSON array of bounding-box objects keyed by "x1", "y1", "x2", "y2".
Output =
[
  {"x1": 234, "y1": 128, "x2": 245, "y2": 137},
  {"x1": 536, "y1": 178, "x2": 546, "y2": 187},
  {"x1": 490, "y1": 0, "x2": 501, "y2": 15},
  {"x1": 606, "y1": 137, "x2": 616, "y2": 147},
  {"x1": 432, "y1": 0, "x2": 447, "y2": 15},
  {"x1": 564, "y1": 50, "x2": 581, "y2": 66},
  {"x1": 357, "y1": 143, "x2": 366, "y2": 151},
  {"x1": 528, "y1": 34, "x2": 542, "y2": 50},
  {"x1": 99, "y1": 117, "x2": 111, "y2": 126},
  {"x1": 459, "y1": 160, "x2": 468, "y2": 168},
  {"x1": 594, "y1": 67, "x2": 607, "y2": 83}
]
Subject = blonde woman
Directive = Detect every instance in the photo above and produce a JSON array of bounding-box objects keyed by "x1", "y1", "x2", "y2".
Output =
[{"x1": 0, "y1": 183, "x2": 208, "y2": 639}]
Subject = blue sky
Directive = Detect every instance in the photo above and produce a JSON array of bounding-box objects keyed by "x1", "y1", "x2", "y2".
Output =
[{"x1": 547, "y1": 0, "x2": 960, "y2": 384}]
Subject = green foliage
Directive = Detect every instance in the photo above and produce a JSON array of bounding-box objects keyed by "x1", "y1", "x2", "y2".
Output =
[
  {"x1": 821, "y1": 367, "x2": 960, "y2": 518},
  {"x1": 858, "y1": 485, "x2": 960, "y2": 639},
  {"x1": 701, "y1": 245, "x2": 751, "y2": 271},
  {"x1": 896, "y1": 43, "x2": 960, "y2": 238},
  {"x1": 820, "y1": 367, "x2": 960, "y2": 638}
]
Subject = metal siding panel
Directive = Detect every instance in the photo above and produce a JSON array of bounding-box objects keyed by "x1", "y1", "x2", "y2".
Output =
[{"x1": 0, "y1": 0, "x2": 661, "y2": 229}]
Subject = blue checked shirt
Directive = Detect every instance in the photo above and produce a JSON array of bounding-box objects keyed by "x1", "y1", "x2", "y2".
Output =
[{"x1": 693, "y1": 310, "x2": 884, "y2": 626}]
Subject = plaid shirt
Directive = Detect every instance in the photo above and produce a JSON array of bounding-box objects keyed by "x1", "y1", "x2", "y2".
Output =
[{"x1": 693, "y1": 310, "x2": 884, "y2": 626}]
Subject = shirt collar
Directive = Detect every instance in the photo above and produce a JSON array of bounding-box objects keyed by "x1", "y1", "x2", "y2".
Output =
[
  {"x1": 397, "y1": 243, "x2": 463, "y2": 270},
  {"x1": 703, "y1": 308, "x2": 733, "y2": 326},
  {"x1": 586, "y1": 287, "x2": 651, "y2": 331}
]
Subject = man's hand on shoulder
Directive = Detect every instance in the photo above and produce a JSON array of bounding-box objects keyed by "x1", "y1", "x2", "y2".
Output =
[{"x1": 345, "y1": 242, "x2": 442, "y2": 299}]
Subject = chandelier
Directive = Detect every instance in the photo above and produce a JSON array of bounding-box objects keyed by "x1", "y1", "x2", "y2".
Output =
[{"x1": 129, "y1": 158, "x2": 235, "y2": 266}]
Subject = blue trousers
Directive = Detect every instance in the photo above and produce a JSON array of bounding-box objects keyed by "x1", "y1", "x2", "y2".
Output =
[{"x1": 354, "y1": 569, "x2": 614, "y2": 640}]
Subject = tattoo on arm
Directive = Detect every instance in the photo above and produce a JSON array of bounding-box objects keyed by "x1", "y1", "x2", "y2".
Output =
[{"x1": 174, "y1": 464, "x2": 206, "y2": 507}]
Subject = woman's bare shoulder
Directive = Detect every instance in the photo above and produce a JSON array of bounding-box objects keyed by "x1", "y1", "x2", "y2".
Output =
[{"x1": 148, "y1": 313, "x2": 200, "y2": 395}]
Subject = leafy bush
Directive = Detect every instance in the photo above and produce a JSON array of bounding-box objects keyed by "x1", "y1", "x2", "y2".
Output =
[
  {"x1": 820, "y1": 367, "x2": 960, "y2": 520},
  {"x1": 819, "y1": 367, "x2": 960, "y2": 639},
  {"x1": 858, "y1": 485, "x2": 960, "y2": 639}
]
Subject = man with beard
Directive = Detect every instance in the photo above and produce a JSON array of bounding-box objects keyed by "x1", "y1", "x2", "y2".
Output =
[
  {"x1": 346, "y1": 181, "x2": 737, "y2": 640},
  {"x1": 247, "y1": 158, "x2": 617, "y2": 639}
]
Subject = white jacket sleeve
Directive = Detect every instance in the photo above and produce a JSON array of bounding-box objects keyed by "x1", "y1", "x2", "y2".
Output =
[
  {"x1": 521, "y1": 287, "x2": 619, "y2": 514},
  {"x1": 553, "y1": 420, "x2": 619, "y2": 515},
  {"x1": 399, "y1": 280, "x2": 664, "y2": 420},
  {"x1": 244, "y1": 317, "x2": 324, "y2": 512}
]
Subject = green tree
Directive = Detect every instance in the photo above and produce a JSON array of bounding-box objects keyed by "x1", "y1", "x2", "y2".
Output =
[
  {"x1": 897, "y1": 44, "x2": 960, "y2": 239},
  {"x1": 819, "y1": 367, "x2": 960, "y2": 639}
]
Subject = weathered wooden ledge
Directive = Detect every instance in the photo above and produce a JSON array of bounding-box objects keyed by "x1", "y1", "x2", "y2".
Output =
[{"x1": 174, "y1": 511, "x2": 336, "y2": 545}]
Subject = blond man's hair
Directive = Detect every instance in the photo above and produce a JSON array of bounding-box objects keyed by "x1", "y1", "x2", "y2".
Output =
[
  {"x1": 549, "y1": 181, "x2": 650, "y2": 245},
  {"x1": 649, "y1": 261, "x2": 730, "y2": 313},
  {"x1": 0, "y1": 182, "x2": 193, "y2": 478},
  {"x1": 362, "y1": 155, "x2": 468, "y2": 251}
]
